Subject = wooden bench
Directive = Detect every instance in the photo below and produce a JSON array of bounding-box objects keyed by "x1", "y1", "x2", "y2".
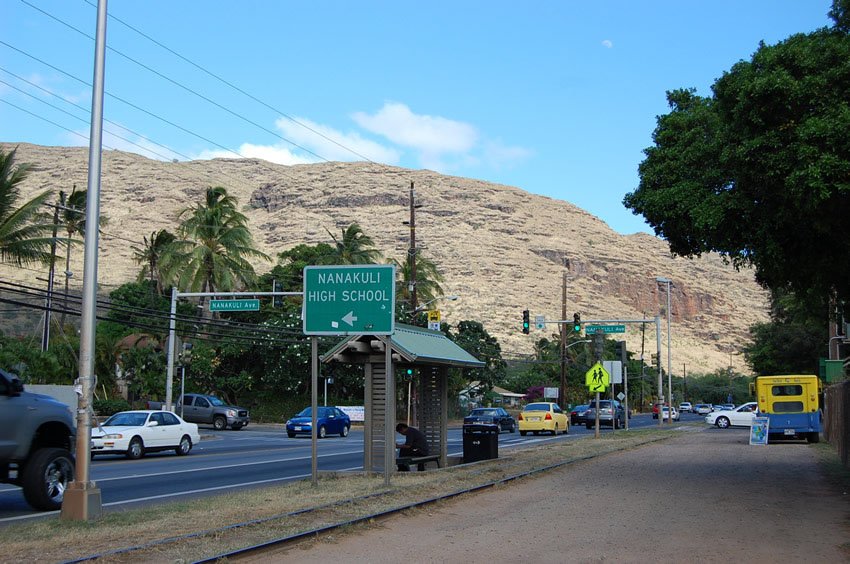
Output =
[{"x1": 396, "y1": 454, "x2": 441, "y2": 471}]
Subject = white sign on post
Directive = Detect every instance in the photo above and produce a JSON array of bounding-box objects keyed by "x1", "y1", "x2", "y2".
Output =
[
  {"x1": 603, "y1": 361, "x2": 623, "y2": 384},
  {"x1": 544, "y1": 387, "x2": 559, "y2": 399}
]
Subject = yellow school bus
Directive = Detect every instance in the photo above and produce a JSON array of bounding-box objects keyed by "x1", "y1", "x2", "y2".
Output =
[{"x1": 752, "y1": 375, "x2": 821, "y2": 443}]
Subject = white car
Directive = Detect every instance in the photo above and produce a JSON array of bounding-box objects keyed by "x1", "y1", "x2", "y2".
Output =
[
  {"x1": 91, "y1": 410, "x2": 201, "y2": 459},
  {"x1": 705, "y1": 402, "x2": 758, "y2": 428},
  {"x1": 678, "y1": 402, "x2": 693, "y2": 413},
  {"x1": 661, "y1": 406, "x2": 680, "y2": 421}
]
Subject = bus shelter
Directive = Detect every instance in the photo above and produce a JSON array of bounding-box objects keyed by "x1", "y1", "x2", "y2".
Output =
[{"x1": 322, "y1": 323, "x2": 484, "y2": 473}]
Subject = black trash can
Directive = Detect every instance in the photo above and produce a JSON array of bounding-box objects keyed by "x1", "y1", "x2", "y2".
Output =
[{"x1": 463, "y1": 424, "x2": 499, "y2": 462}]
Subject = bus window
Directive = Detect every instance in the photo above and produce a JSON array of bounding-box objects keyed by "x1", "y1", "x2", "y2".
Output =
[{"x1": 772, "y1": 385, "x2": 802, "y2": 396}]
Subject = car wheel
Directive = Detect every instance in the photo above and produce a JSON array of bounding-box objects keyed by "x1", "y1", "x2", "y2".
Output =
[
  {"x1": 520, "y1": 431, "x2": 527, "y2": 436},
  {"x1": 213, "y1": 416, "x2": 227, "y2": 431},
  {"x1": 552, "y1": 425, "x2": 558, "y2": 436},
  {"x1": 341, "y1": 425, "x2": 350, "y2": 437},
  {"x1": 807, "y1": 432, "x2": 820, "y2": 443},
  {"x1": 21, "y1": 447, "x2": 74, "y2": 511},
  {"x1": 715, "y1": 416, "x2": 730, "y2": 429},
  {"x1": 509, "y1": 423, "x2": 515, "y2": 433},
  {"x1": 175, "y1": 435, "x2": 192, "y2": 456},
  {"x1": 318, "y1": 425, "x2": 327, "y2": 439},
  {"x1": 287, "y1": 432, "x2": 296, "y2": 438},
  {"x1": 126, "y1": 437, "x2": 145, "y2": 460}
]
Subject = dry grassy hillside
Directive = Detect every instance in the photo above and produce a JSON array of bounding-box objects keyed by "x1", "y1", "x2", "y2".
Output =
[{"x1": 1, "y1": 143, "x2": 768, "y2": 374}]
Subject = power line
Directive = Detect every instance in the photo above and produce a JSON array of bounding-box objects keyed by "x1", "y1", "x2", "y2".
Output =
[{"x1": 19, "y1": 0, "x2": 332, "y2": 163}]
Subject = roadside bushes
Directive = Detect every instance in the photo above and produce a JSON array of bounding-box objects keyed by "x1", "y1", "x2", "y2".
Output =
[{"x1": 94, "y1": 398, "x2": 130, "y2": 416}]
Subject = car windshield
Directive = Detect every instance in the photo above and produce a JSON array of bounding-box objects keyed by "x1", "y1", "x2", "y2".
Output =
[
  {"x1": 524, "y1": 403, "x2": 551, "y2": 411},
  {"x1": 471, "y1": 409, "x2": 497, "y2": 416},
  {"x1": 208, "y1": 396, "x2": 226, "y2": 406},
  {"x1": 296, "y1": 407, "x2": 333, "y2": 417},
  {"x1": 104, "y1": 412, "x2": 149, "y2": 427},
  {"x1": 573, "y1": 405, "x2": 588, "y2": 411}
]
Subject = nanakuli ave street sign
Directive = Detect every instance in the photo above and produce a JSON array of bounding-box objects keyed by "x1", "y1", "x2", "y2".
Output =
[
  {"x1": 584, "y1": 324, "x2": 626, "y2": 334},
  {"x1": 209, "y1": 299, "x2": 260, "y2": 312},
  {"x1": 302, "y1": 264, "x2": 396, "y2": 335}
]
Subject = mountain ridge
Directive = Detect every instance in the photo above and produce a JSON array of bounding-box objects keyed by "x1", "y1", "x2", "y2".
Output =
[{"x1": 2, "y1": 142, "x2": 768, "y2": 374}]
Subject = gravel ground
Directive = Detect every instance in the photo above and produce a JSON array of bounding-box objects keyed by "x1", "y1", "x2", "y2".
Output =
[{"x1": 270, "y1": 427, "x2": 849, "y2": 563}]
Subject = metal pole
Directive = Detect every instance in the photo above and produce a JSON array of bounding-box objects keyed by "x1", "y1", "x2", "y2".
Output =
[
  {"x1": 323, "y1": 377, "x2": 327, "y2": 407},
  {"x1": 408, "y1": 181, "x2": 417, "y2": 314},
  {"x1": 61, "y1": 0, "x2": 107, "y2": 521},
  {"x1": 180, "y1": 365, "x2": 185, "y2": 419},
  {"x1": 165, "y1": 286, "x2": 177, "y2": 411},
  {"x1": 594, "y1": 329, "x2": 603, "y2": 439},
  {"x1": 666, "y1": 281, "x2": 672, "y2": 424},
  {"x1": 622, "y1": 340, "x2": 629, "y2": 431},
  {"x1": 384, "y1": 341, "x2": 394, "y2": 487},
  {"x1": 656, "y1": 315, "x2": 663, "y2": 428},
  {"x1": 311, "y1": 336, "x2": 318, "y2": 486}
]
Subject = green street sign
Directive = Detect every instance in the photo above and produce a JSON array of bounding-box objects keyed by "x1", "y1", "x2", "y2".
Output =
[
  {"x1": 302, "y1": 264, "x2": 396, "y2": 335},
  {"x1": 209, "y1": 299, "x2": 260, "y2": 312},
  {"x1": 584, "y1": 324, "x2": 626, "y2": 334}
]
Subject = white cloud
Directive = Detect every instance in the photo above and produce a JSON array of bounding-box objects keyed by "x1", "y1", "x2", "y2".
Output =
[
  {"x1": 273, "y1": 116, "x2": 401, "y2": 163},
  {"x1": 482, "y1": 140, "x2": 533, "y2": 170},
  {"x1": 602, "y1": 39, "x2": 613, "y2": 48},
  {"x1": 352, "y1": 102, "x2": 478, "y2": 155},
  {"x1": 195, "y1": 143, "x2": 312, "y2": 165}
]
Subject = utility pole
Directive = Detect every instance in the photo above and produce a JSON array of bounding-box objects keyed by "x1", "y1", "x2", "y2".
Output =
[
  {"x1": 408, "y1": 181, "x2": 417, "y2": 315},
  {"x1": 559, "y1": 259, "x2": 569, "y2": 410},
  {"x1": 41, "y1": 202, "x2": 61, "y2": 352},
  {"x1": 593, "y1": 329, "x2": 604, "y2": 439},
  {"x1": 639, "y1": 315, "x2": 646, "y2": 412},
  {"x1": 656, "y1": 315, "x2": 663, "y2": 428}
]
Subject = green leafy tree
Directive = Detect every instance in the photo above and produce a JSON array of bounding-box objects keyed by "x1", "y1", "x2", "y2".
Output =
[
  {"x1": 0, "y1": 335, "x2": 65, "y2": 384},
  {"x1": 0, "y1": 148, "x2": 55, "y2": 265},
  {"x1": 743, "y1": 287, "x2": 827, "y2": 375},
  {"x1": 325, "y1": 223, "x2": 382, "y2": 265},
  {"x1": 394, "y1": 253, "x2": 445, "y2": 325},
  {"x1": 445, "y1": 321, "x2": 506, "y2": 393},
  {"x1": 266, "y1": 243, "x2": 335, "y2": 291},
  {"x1": 624, "y1": 4, "x2": 850, "y2": 303},
  {"x1": 168, "y1": 186, "x2": 269, "y2": 298}
]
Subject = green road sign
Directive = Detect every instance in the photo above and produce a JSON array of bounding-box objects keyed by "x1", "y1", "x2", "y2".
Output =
[
  {"x1": 302, "y1": 264, "x2": 396, "y2": 335},
  {"x1": 209, "y1": 299, "x2": 260, "y2": 312},
  {"x1": 584, "y1": 324, "x2": 626, "y2": 334}
]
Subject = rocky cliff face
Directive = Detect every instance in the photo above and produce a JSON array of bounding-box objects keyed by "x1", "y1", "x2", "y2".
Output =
[{"x1": 3, "y1": 143, "x2": 768, "y2": 373}]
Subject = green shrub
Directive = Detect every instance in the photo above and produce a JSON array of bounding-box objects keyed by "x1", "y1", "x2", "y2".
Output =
[{"x1": 93, "y1": 398, "x2": 131, "y2": 416}]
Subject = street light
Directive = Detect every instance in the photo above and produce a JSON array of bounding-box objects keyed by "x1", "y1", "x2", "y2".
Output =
[
  {"x1": 656, "y1": 277, "x2": 672, "y2": 424},
  {"x1": 564, "y1": 339, "x2": 591, "y2": 351},
  {"x1": 406, "y1": 295, "x2": 459, "y2": 315}
]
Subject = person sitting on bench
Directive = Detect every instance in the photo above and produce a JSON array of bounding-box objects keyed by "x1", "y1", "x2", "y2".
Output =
[{"x1": 396, "y1": 423, "x2": 429, "y2": 471}]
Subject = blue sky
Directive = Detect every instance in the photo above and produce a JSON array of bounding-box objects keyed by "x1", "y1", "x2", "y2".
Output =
[{"x1": 0, "y1": 0, "x2": 834, "y2": 234}]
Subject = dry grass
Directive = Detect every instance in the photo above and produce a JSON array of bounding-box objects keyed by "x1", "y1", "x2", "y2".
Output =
[{"x1": 1, "y1": 429, "x2": 672, "y2": 563}]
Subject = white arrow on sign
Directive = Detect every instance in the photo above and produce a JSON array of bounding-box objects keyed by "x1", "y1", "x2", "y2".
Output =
[{"x1": 342, "y1": 311, "x2": 358, "y2": 326}]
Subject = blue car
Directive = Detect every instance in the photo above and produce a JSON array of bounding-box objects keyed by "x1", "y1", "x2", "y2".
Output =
[{"x1": 286, "y1": 406, "x2": 351, "y2": 438}]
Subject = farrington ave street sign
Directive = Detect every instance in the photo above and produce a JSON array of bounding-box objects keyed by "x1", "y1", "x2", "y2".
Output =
[
  {"x1": 209, "y1": 299, "x2": 260, "y2": 312},
  {"x1": 302, "y1": 264, "x2": 396, "y2": 335}
]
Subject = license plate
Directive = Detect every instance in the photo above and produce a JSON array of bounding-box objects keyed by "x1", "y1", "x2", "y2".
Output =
[
  {"x1": 784, "y1": 429, "x2": 795, "y2": 436},
  {"x1": 529, "y1": 417, "x2": 540, "y2": 422},
  {"x1": 293, "y1": 426, "x2": 302, "y2": 431}
]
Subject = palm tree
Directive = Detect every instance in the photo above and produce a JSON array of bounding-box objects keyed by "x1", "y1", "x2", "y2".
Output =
[
  {"x1": 0, "y1": 148, "x2": 54, "y2": 265},
  {"x1": 167, "y1": 186, "x2": 269, "y2": 299},
  {"x1": 394, "y1": 252, "x2": 445, "y2": 320},
  {"x1": 324, "y1": 223, "x2": 382, "y2": 265},
  {"x1": 131, "y1": 229, "x2": 176, "y2": 295}
]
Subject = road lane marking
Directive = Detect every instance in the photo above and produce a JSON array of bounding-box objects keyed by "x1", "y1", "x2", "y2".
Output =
[{"x1": 93, "y1": 450, "x2": 363, "y2": 482}]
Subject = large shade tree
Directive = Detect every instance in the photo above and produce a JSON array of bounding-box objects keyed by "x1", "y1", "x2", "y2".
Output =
[
  {"x1": 0, "y1": 148, "x2": 54, "y2": 265},
  {"x1": 624, "y1": 2, "x2": 850, "y2": 303}
]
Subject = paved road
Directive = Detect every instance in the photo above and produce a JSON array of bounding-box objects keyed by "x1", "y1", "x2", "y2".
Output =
[
  {"x1": 0, "y1": 412, "x2": 687, "y2": 523},
  {"x1": 282, "y1": 426, "x2": 849, "y2": 563}
]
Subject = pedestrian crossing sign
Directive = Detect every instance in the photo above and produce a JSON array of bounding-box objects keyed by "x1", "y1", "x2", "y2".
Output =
[{"x1": 585, "y1": 362, "x2": 610, "y2": 392}]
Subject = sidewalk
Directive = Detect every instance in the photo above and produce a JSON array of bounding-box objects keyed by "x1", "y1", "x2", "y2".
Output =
[{"x1": 281, "y1": 428, "x2": 849, "y2": 563}]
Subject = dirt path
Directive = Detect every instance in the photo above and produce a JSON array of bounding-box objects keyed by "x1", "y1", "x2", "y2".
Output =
[{"x1": 268, "y1": 428, "x2": 849, "y2": 563}]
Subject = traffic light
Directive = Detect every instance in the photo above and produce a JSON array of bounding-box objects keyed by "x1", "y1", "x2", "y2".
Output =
[
  {"x1": 522, "y1": 310, "x2": 530, "y2": 334},
  {"x1": 573, "y1": 312, "x2": 581, "y2": 332},
  {"x1": 615, "y1": 340, "x2": 625, "y2": 361}
]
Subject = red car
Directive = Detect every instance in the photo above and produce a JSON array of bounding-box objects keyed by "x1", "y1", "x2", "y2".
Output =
[{"x1": 652, "y1": 402, "x2": 669, "y2": 419}]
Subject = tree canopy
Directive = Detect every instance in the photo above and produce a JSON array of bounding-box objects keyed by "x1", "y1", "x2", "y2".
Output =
[{"x1": 624, "y1": 5, "x2": 850, "y2": 303}]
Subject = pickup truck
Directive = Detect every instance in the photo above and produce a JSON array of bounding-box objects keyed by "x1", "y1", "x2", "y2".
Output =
[
  {"x1": 0, "y1": 368, "x2": 76, "y2": 510},
  {"x1": 150, "y1": 393, "x2": 249, "y2": 430}
]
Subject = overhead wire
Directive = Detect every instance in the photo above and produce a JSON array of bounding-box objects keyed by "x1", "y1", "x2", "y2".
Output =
[{"x1": 23, "y1": 0, "x2": 332, "y2": 163}]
